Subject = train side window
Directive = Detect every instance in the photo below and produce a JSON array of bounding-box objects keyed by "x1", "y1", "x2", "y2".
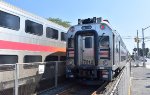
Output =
[
  {"x1": 0, "y1": 55, "x2": 18, "y2": 64},
  {"x1": 68, "y1": 38, "x2": 74, "y2": 48},
  {"x1": 119, "y1": 41, "x2": 120, "y2": 62},
  {"x1": 85, "y1": 37, "x2": 92, "y2": 48},
  {"x1": 24, "y1": 55, "x2": 42, "y2": 63},
  {"x1": 116, "y1": 45, "x2": 119, "y2": 52},
  {"x1": 60, "y1": 56, "x2": 66, "y2": 61},
  {"x1": 121, "y1": 47, "x2": 127, "y2": 61},
  {"x1": 45, "y1": 56, "x2": 58, "y2": 61},
  {"x1": 0, "y1": 11, "x2": 20, "y2": 30},
  {"x1": 25, "y1": 20, "x2": 43, "y2": 36},
  {"x1": 46, "y1": 27, "x2": 58, "y2": 39},
  {"x1": 61, "y1": 32, "x2": 67, "y2": 41}
]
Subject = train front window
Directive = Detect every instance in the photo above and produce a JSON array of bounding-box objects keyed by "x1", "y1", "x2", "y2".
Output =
[
  {"x1": 85, "y1": 37, "x2": 92, "y2": 48},
  {"x1": 99, "y1": 36, "x2": 109, "y2": 48}
]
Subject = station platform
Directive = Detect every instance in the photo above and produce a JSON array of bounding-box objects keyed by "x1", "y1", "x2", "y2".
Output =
[{"x1": 131, "y1": 59, "x2": 150, "y2": 95}]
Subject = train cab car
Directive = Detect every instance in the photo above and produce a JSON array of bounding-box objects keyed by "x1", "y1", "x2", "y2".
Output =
[{"x1": 66, "y1": 17, "x2": 129, "y2": 81}]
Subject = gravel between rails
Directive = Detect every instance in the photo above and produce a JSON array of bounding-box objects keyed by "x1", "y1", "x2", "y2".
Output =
[{"x1": 38, "y1": 80, "x2": 100, "y2": 95}]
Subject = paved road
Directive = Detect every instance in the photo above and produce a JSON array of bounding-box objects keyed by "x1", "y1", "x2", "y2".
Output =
[{"x1": 131, "y1": 58, "x2": 150, "y2": 95}]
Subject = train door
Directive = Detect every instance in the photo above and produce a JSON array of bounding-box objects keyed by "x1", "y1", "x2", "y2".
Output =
[
  {"x1": 119, "y1": 41, "x2": 121, "y2": 62},
  {"x1": 113, "y1": 34, "x2": 115, "y2": 65},
  {"x1": 78, "y1": 36, "x2": 94, "y2": 65}
]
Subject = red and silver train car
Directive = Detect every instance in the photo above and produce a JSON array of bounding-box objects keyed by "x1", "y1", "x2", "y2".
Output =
[
  {"x1": 0, "y1": 1, "x2": 67, "y2": 65},
  {"x1": 0, "y1": 1, "x2": 67, "y2": 93},
  {"x1": 66, "y1": 17, "x2": 129, "y2": 81}
]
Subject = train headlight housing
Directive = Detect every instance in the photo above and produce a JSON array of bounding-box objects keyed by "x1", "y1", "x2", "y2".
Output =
[
  {"x1": 103, "y1": 60, "x2": 108, "y2": 66},
  {"x1": 66, "y1": 69, "x2": 71, "y2": 73},
  {"x1": 100, "y1": 24, "x2": 105, "y2": 30}
]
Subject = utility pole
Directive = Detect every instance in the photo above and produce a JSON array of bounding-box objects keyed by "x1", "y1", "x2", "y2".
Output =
[
  {"x1": 137, "y1": 30, "x2": 139, "y2": 56},
  {"x1": 142, "y1": 28, "x2": 145, "y2": 67},
  {"x1": 141, "y1": 25, "x2": 150, "y2": 67}
]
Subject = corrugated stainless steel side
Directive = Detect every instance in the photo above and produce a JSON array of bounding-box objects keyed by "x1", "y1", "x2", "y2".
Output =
[
  {"x1": 108, "y1": 62, "x2": 130, "y2": 95},
  {"x1": 112, "y1": 62, "x2": 130, "y2": 95}
]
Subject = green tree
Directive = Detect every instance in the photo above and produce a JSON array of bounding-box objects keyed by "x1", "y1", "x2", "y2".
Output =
[
  {"x1": 47, "y1": 17, "x2": 71, "y2": 28},
  {"x1": 139, "y1": 48, "x2": 143, "y2": 56},
  {"x1": 135, "y1": 48, "x2": 149, "y2": 56},
  {"x1": 145, "y1": 48, "x2": 149, "y2": 57}
]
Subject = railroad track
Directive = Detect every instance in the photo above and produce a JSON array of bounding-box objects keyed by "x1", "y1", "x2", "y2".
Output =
[
  {"x1": 39, "y1": 80, "x2": 111, "y2": 95},
  {"x1": 57, "y1": 85, "x2": 79, "y2": 95},
  {"x1": 38, "y1": 81, "x2": 76, "y2": 95},
  {"x1": 91, "y1": 81, "x2": 109, "y2": 95},
  {"x1": 39, "y1": 77, "x2": 120, "y2": 95},
  {"x1": 57, "y1": 84, "x2": 99, "y2": 95},
  {"x1": 40, "y1": 67, "x2": 127, "y2": 95}
]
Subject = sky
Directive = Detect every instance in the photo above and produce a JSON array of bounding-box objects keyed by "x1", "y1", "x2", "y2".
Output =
[{"x1": 4, "y1": 0, "x2": 150, "y2": 53}]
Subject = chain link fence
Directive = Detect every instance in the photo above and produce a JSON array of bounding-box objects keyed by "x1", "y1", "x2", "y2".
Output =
[{"x1": 0, "y1": 61, "x2": 66, "y2": 95}]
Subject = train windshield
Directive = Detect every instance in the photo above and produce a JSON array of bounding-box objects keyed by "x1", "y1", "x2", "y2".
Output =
[
  {"x1": 85, "y1": 37, "x2": 92, "y2": 48},
  {"x1": 99, "y1": 36, "x2": 109, "y2": 48}
]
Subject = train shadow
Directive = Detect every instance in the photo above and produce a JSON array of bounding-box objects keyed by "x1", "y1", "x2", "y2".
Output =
[
  {"x1": 36, "y1": 52, "x2": 66, "y2": 93},
  {"x1": 17, "y1": 51, "x2": 66, "y2": 95}
]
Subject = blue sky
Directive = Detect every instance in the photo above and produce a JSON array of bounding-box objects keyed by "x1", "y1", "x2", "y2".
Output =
[{"x1": 4, "y1": 0, "x2": 150, "y2": 53}]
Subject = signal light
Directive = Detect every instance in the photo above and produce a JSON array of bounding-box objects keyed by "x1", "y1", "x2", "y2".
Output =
[
  {"x1": 100, "y1": 24, "x2": 105, "y2": 30},
  {"x1": 134, "y1": 37, "x2": 139, "y2": 42}
]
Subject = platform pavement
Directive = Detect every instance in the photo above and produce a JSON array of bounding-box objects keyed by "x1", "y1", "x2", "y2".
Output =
[{"x1": 131, "y1": 58, "x2": 150, "y2": 95}]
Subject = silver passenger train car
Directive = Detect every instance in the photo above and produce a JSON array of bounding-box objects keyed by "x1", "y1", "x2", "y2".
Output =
[
  {"x1": 66, "y1": 17, "x2": 129, "y2": 81},
  {"x1": 0, "y1": 1, "x2": 67, "y2": 63},
  {"x1": 0, "y1": 1, "x2": 67, "y2": 94}
]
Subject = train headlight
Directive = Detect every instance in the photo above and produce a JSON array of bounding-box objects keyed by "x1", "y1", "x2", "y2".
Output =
[
  {"x1": 103, "y1": 60, "x2": 108, "y2": 66},
  {"x1": 100, "y1": 24, "x2": 105, "y2": 30},
  {"x1": 66, "y1": 69, "x2": 71, "y2": 73}
]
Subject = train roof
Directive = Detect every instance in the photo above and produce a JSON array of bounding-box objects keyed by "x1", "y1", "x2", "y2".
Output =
[
  {"x1": 73, "y1": 17, "x2": 128, "y2": 50},
  {"x1": 0, "y1": 1, "x2": 68, "y2": 31}
]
